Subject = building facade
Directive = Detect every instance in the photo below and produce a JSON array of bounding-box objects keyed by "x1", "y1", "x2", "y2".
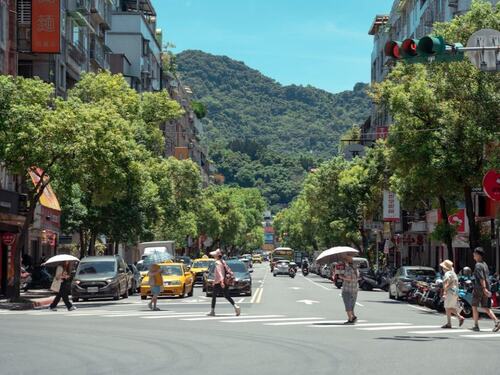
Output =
[{"x1": 365, "y1": 0, "x2": 499, "y2": 271}]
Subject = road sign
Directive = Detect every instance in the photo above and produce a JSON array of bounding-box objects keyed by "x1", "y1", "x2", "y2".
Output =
[
  {"x1": 483, "y1": 170, "x2": 500, "y2": 201},
  {"x1": 466, "y1": 29, "x2": 500, "y2": 71},
  {"x1": 2, "y1": 232, "x2": 16, "y2": 246},
  {"x1": 296, "y1": 299, "x2": 319, "y2": 305}
]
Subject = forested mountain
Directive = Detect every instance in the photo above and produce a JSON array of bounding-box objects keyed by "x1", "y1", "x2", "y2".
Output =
[{"x1": 176, "y1": 50, "x2": 371, "y2": 210}]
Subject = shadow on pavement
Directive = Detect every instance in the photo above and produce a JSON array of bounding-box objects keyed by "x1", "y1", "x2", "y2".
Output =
[
  {"x1": 311, "y1": 322, "x2": 347, "y2": 326},
  {"x1": 377, "y1": 336, "x2": 450, "y2": 342}
]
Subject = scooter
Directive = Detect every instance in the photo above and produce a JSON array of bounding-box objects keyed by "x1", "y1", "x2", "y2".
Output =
[
  {"x1": 288, "y1": 266, "x2": 296, "y2": 278},
  {"x1": 359, "y1": 270, "x2": 390, "y2": 291},
  {"x1": 20, "y1": 267, "x2": 32, "y2": 292},
  {"x1": 302, "y1": 266, "x2": 309, "y2": 276}
]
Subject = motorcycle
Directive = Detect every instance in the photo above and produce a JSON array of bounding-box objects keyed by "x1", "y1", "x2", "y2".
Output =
[
  {"x1": 359, "y1": 270, "x2": 390, "y2": 292},
  {"x1": 422, "y1": 279, "x2": 444, "y2": 311},
  {"x1": 20, "y1": 267, "x2": 32, "y2": 292},
  {"x1": 288, "y1": 266, "x2": 296, "y2": 278},
  {"x1": 302, "y1": 266, "x2": 309, "y2": 276}
]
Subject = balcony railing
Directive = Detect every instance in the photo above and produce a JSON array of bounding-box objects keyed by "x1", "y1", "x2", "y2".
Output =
[
  {"x1": 90, "y1": 38, "x2": 108, "y2": 69},
  {"x1": 91, "y1": 0, "x2": 112, "y2": 29}
]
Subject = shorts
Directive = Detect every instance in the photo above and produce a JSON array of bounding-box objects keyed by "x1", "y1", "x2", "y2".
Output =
[
  {"x1": 151, "y1": 286, "x2": 161, "y2": 296},
  {"x1": 342, "y1": 291, "x2": 358, "y2": 311},
  {"x1": 472, "y1": 289, "x2": 491, "y2": 308}
]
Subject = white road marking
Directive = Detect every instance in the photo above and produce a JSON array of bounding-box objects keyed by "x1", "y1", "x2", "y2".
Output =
[
  {"x1": 407, "y1": 305, "x2": 437, "y2": 313},
  {"x1": 409, "y1": 329, "x2": 471, "y2": 334},
  {"x1": 289, "y1": 287, "x2": 303, "y2": 290},
  {"x1": 357, "y1": 324, "x2": 430, "y2": 331},
  {"x1": 140, "y1": 314, "x2": 208, "y2": 319},
  {"x1": 265, "y1": 320, "x2": 368, "y2": 326},
  {"x1": 296, "y1": 299, "x2": 319, "y2": 305},
  {"x1": 223, "y1": 317, "x2": 324, "y2": 323},
  {"x1": 237, "y1": 298, "x2": 245, "y2": 304},
  {"x1": 310, "y1": 322, "x2": 411, "y2": 329},
  {"x1": 303, "y1": 276, "x2": 331, "y2": 291},
  {"x1": 180, "y1": 315, "x2": 284, "y2": 321},
  {"x1": 256, "y1": 287, "x2": 264, "y2": 304},
  {"x1": 356, "y1": 302, "x2": 364, "y2": 307},
  {"x1": 461, "y1": 333, "x2": 500, "y2": 339}
]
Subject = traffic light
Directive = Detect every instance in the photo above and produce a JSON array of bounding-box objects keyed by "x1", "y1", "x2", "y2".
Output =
[{"x1": 384, "y1": 35, "x2": 464, "y2": 63}]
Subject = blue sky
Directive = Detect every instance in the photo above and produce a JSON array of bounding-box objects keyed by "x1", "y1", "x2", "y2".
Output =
[{"x1": 152, "y1": 0, "x2": 394, "y2": 93}]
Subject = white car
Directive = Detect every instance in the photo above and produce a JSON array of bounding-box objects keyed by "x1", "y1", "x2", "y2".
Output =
[{"x1": 273, "y1": 260, "x2": 290, "y2": 276}]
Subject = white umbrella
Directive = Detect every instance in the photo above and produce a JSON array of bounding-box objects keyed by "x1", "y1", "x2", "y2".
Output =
[
  {"x1": 315, "y1": 246, "x2": 359, "y2": 264},
  {"x1": 43, "y1": 254, "x2": 80, "y2": 266}
]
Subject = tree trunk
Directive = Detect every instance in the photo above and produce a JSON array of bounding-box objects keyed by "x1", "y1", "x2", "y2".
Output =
[
  {"x1": 114, "y1": 241, "x2": 119, "y2": 255},
  {"x1": 88, "y1": 231, "x2": 97, "y2": 256},
  {"x1": 438, "y1": 196, "x2": 454, "y2": 263},
  {"x1": 464, "y1": 185, "x2": 479, "y2": 250},
  {"x1": 79, "y1": 227, "x2": 87, "y2": 259}
]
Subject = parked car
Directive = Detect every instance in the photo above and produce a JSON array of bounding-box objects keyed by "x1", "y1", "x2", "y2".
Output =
[
  {"x1": 205, "y1": 260, "x2": 252, "y2": 297},
  {"x1": 127, "y1": 264, "x2": 141, "y2": 293},
  {"x1": 273, "y1": 260, "x2": 291, "y2": 277},
  {"x1": 72, "y1": 255, "x2": 130, "y2": 302},
  {"x1": 320, "y1": 264, "x2": 331, "y2": 278},
  {"x1": 140, "y1": 262, "x2": 194, "y2": 299},
  {"x1": 389, "y1": 266, "x2": 437, "y2": 300}
]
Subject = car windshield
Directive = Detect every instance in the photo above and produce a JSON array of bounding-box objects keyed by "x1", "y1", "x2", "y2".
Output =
[
  {"x1": 192, "y1": 261, "x2": 211, "y2": 268},
  {"x1": 77, "y1": 261, "x2": 115, "y2": 275},
  {"x1": 160, "y1": 265, "x2": 183, "y2": 276},
  {"x1": 227, "y1": 262, "x2": 247, "y2": 273},
  {"x1": 278, "y1": 261, "x2": 289, "y2": 266},
  {"x1": 406, "y1": 269, "x2": 436, "y2": 278}
]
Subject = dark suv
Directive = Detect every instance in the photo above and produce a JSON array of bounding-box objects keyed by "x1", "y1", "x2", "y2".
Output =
[{"x1": 71, "y1": 255, "x2": 130, "y2": 302}]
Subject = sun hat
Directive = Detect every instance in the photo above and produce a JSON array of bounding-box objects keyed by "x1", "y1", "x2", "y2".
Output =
[
  {"x1": 439, "y1": 259, "x2": 454, "y2": 272},
  {"x1": 210, "y1": 249, "x2": 222, "y2": 258}
]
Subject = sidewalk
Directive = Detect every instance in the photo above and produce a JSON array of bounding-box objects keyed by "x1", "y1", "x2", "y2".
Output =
[{"x1": 0, "y1": 289, "x2": 55, "y2": 310}]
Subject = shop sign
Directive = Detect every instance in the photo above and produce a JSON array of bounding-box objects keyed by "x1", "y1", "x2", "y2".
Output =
[
  {"x1": 448, "y1": 209, "x2": 466, "y2": 233},
  {"x1": 383, "y1": 190, "x2": 400, "y2": 222},
  {"x1": 32, "y1": 0, "x2": 61, "y2": 53},
  {"x1": 483, "y1": 170, "x2": 500, "y2": 201},
  {"x1": 2, "y1": 232, "x2": 15, "y2": 246}
]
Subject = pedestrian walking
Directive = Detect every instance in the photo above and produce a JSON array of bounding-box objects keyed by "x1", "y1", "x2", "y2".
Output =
[
  {"x1": 207, "y1": 249, "x2": 240, "y2": 317},
  {"x1": 440, "y1": 259, "x2": 465, "y2": 329},
  {"x1": 340, "y1": 255, "x2": 359, "y2": 324},
  {"x1": 470, "y1": 247, "x2": 500, "y2": 332},
  {"x1": 49, "y1": 261, "x2": 76, "y2": 312},
  {"x1": 148, "y1": 264, "x2": 163, "y2": 311}
]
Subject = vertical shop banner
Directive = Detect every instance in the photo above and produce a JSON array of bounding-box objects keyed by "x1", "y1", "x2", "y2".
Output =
[
  {"x1": 383, "y1": 190, "x2": 400, "y2": 222},
  {"x1": 32, "y1": 0, "x2": 61, "y2": 53},
  {"x1": 2, "y1": 233, "x2": 16, "y2": 287},
  {"x1": 448, "y1": 209, "x2": 467, "y2": 233}
]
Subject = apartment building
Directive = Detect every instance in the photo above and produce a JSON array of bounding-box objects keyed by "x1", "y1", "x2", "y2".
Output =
[
  {"x1": 106, "y1": 0, "x2": 161, "y2": 92},
  {"x1": 364, "y1": 0, "x2": 499, "y2": 270}
]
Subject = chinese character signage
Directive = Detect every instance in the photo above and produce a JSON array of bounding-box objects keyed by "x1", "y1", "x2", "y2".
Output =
[
  {"x1": 32, "y1": 0, "x2": 61, "y2": 53},
  {"x1": 383, "y1": 190, "x2": 400, "y2": 222}
]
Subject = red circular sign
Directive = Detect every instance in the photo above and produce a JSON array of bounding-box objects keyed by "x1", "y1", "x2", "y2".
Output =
[
  {"x1": 2, "y1": 233, "x2": 16, "y2": 246},
  {"x1": 483, "y1": 170, "x2": 500, "y2": 201}
]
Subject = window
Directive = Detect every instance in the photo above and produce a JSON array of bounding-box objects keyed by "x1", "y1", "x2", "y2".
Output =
[
  {"x1": 142, "y1": 38, "x2": 149, "y2": 56},
  {"x1": 0, "y1": 2, "x2": 6, "y2": 47}
]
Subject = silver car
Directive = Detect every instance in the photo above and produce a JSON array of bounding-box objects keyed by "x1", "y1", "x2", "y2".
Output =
[
  {"x1": 389, "y1": 266, "x2": 436, "y2": 300},
  {"x1": 273, "y1": 260, "x2": 290, "y2": 276}
]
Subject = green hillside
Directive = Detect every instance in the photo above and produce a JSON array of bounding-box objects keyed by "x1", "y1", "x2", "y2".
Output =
[{"x1": 176, "y1": 50, "x2": 371, "y2": 209}]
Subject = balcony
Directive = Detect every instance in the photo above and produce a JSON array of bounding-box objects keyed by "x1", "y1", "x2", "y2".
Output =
[
  {"x1": 68, "y1": 39, "x2": 87, "y2": 64},
  {"x1": 90, "y1": 37, "x2": 109, "y2": 70},
  {"x1": 68, "y1": 0, "x2": 91, "y2": 14},
  {"x1": 91, "y1": 0, "x2": 112, "y2": 29}
]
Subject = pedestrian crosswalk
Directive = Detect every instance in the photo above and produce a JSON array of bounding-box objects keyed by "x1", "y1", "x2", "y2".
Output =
[{"x1": 1, "y1": 308, "x2": 500, "y2": 339}]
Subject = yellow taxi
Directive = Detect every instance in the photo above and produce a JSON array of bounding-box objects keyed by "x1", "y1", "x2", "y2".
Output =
[
  {"x1": 252, "y1": 254, "x2": 263, "y2": 264},
  {"x1": 190, "y1": 256, "x2": 215, "y2": 286},
  {"x1": 140, "y1": 263, "x2": 194, "y2": 299}
]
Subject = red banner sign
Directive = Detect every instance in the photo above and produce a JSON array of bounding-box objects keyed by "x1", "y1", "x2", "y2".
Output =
[
  {"x1": 32, "y1": 0, "x2": 61, "y2": 53},
  {"x1": 448, "y1": 209, "x2": 466, "y2": 233},
  {"x1": 483, "y1": 170, "x2": 500, "y2": 202},
  {"x1": 2, "y1": 232, "x2": 16, "y2": 246}
]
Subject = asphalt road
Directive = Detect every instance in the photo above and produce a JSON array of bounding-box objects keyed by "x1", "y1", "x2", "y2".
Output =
[{"x1": 1, "y1": 263, "x2": 500, "y2": 375}]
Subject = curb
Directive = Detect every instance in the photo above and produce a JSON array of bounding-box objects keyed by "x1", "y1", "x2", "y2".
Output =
[{"x1": 0, "y1": 296, "x2": 55, "y2": 311}]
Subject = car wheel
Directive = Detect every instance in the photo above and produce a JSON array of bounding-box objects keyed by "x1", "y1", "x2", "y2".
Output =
[
  {"x1": 273, "y1": 273, "x2": 276, "y2": 277},
  {"x1": 179, "y1": 285, "x2": 186, "y2": 298},
  {"x1": 129, "y1": 282, "x2": 135, "y2": 296},
  {"x1": 461, "y1": 301, "x2": 472, "y2": 318},
  {"x1": 123, "y1": 287, "x2": 129, "y2": 299},
  {"x1": 188, "y1": 284, "x2": 194, "y2": 297},
  {"x1": 141, "y1": 295, "x2": 147, "y2": 300},
  {"x1": 113, "y1": 288, "x2": 120, "y2": 300}
]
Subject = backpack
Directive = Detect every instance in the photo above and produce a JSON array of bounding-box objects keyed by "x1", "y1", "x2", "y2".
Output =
[{"x1": 222, "y1": 260, "x2": 235, "y2": 286}]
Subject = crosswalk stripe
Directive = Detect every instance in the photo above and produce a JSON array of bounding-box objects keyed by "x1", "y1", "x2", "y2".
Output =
[
  {"x1": 181, "y1": 315, "x2": 284, "y2": 321},
  {"x1": 310, "y1": 322, "x2": 410, "y2": 329},
  {"x1": 140, "y1": 314, "x2": 208, "y2": 319},
  {"x1": 408, "y1": 329, "x2": 470, "y2": 334},
  {"x1": 265, "y1": 320, "x2": 368, "y2": 326},
  {"x1": 357, "y1": 324, "x2": 425, "y2": 331},
  {"x1": 461, "y1": 333, "x2": 500, "y2": 339},
  {"x1": 223, "y1": 317, "x2": 323, "y2": 323}
]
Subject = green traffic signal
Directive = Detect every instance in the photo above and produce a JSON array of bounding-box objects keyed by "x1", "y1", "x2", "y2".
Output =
[{"x1": 417, "y1": 36, "x2": 446, "y2": 56}]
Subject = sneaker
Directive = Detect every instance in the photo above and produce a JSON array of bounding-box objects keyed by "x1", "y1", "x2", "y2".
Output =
[
  {"x1": 49, "y1": 308, "x2": 57, "y2": 312},
  {"x1": 343, "y1": 320, "x2": 354, "y2": 325},
  {"x1": 352, "y1": 316, "x2": 358, "y2": 323},
  {"x1": 68, "y1": 306, "x2": 77, "y2": 311},
  {"x1": 493, "y1": 321, "x2": 500, "y2": 333},
  {"x1": 207, "y1": 311, "x2": 215, "y2": 317},
  {"x1": 234, "y1": 305, "x2": 241, "y2": 316},
  {"x1": 470, "y1": 326, "x2": 480, "y2": 332},
  {"x1": 441, "y1": 324, "x2": 452, "y2": 329},
  {"x1": 148, "y1": 301, "x2": 153, "y2": 311},
  {"x1": 154, "y1": 307, "x2": 161, "y2": 311}
]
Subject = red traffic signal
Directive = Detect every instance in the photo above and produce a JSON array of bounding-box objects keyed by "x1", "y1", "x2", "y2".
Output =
[
  {"x1": 402, "y1": 39, "x2": 419, "y2": 57},
  {"x1": 384, "y1": 41, "x2": 402, "y2": 59}
]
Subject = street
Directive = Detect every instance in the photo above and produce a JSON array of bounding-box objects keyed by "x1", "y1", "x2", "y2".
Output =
[{"x1": 1, "y1": 263, "x2": 500, "y2": 375}]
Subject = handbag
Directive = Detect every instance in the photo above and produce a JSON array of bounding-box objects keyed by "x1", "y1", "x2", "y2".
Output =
[{"x1": 222, "y1": 261, "x2": 235, "y2": 286}]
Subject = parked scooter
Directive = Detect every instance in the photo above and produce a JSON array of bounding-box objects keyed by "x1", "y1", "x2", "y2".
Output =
[
  {"x1": 359, "y1": 270, "x2": 390, "y2": 291},
  {"x1": 422, "y1": 279, "x2": 444, "y2": 312}
]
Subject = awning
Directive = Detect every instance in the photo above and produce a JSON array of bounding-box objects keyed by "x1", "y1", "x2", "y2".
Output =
[{"x1": 29, "y1": 169, "x2": 61, "y2": 212}]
